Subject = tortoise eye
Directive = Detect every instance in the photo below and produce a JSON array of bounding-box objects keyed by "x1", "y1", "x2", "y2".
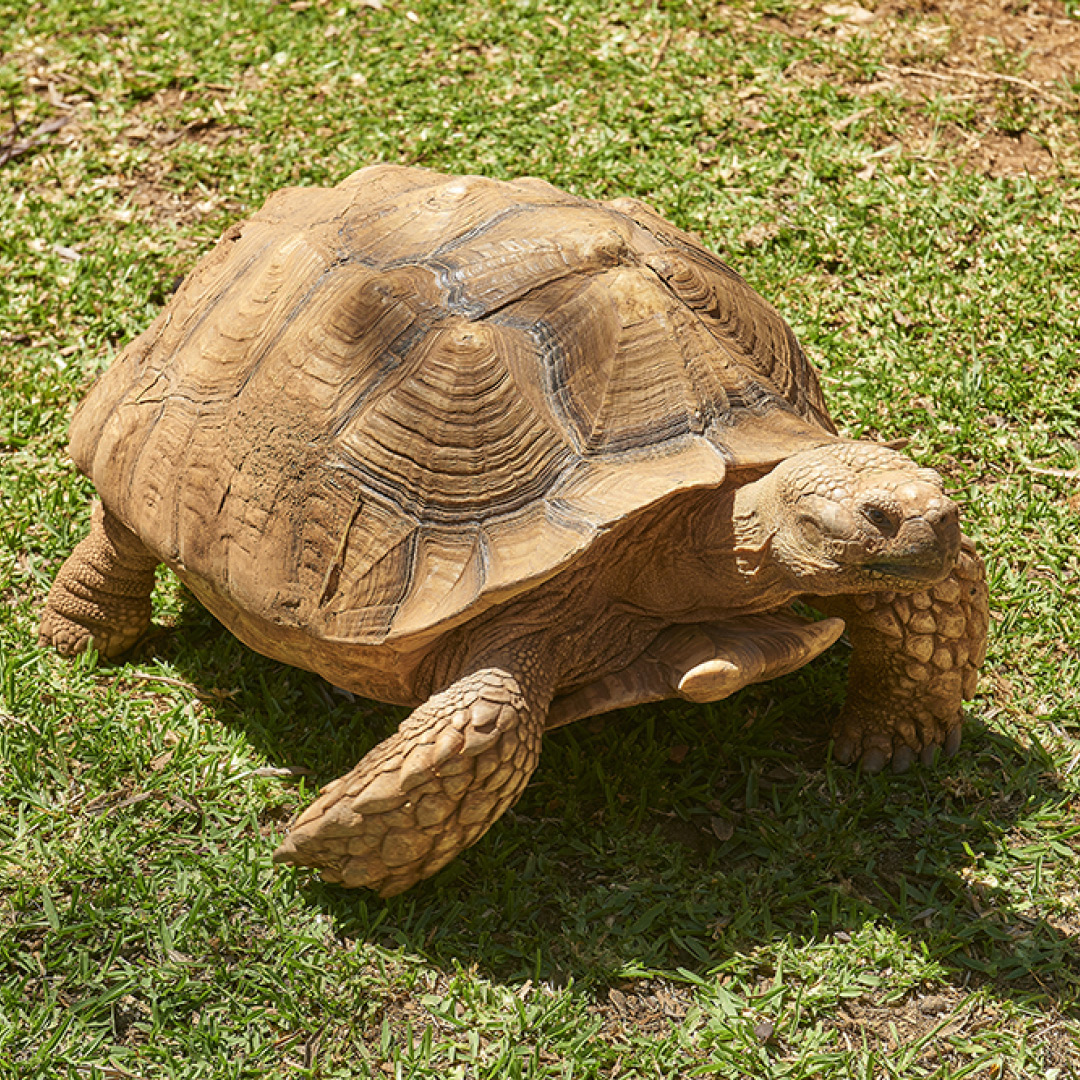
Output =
[{"x1": 862, "y1": 505, "x2": 897, "y2": 534}]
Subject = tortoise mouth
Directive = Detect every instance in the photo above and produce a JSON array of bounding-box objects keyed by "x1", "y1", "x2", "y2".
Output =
[
  {"x1": 862, "y1": 556, "x2": 952, "y2": 584},
  {"x1": 858, "y1": 511, "x2": 961, "y2": 585}
]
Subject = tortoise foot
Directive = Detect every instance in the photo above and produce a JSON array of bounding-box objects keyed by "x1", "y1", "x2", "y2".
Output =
[
  {"x1": 274, "y1": 668, "x2": 545, "y2": 896},
  {"x1": 831, "y1": 705, "x2": 963, "y2": 775},
  {"x1": 674, "y1": 614, "x2": 845, "y2": 703},
  {"x1": 817, "y1": 538, "x2": 987, "y2": 776},
  {"x1": 38, "y1": 502, "x2": 158, "y2": 659},
  {"x1": 547, "y1": 612, "x2": 845, "y2": 728}
]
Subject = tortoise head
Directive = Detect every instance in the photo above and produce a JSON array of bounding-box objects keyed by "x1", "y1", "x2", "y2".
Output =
[{"x1": 733, "y1": 442, "x2": 962, "y2": 594}]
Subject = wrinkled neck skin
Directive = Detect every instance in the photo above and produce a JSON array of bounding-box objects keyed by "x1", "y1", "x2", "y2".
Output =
[
  {"x1": 420, "y1": 484, "x2": 796, "y2": 700},
  {"x1": 730, "y1": 469, "x2": 847, "y2": 597},
  {"x1": 603, "y1": 484, "x2": 802, "y2": 621}
]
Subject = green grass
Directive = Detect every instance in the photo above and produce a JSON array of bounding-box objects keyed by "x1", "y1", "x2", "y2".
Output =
[{"x1": 3, "y1": 0, "x2": 1080, "y2": 1076}]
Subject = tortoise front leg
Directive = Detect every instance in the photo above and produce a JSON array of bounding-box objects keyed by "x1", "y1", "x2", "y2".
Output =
[
  {"x1": 810, "y1": 537, "x2": 989, "y2": 774},
  {"x1": 39, "y1": 502, "x2": 159, "y2": 658},
  {"x1": 274, "y1": 664, "x2": 550, "y2": 897}
]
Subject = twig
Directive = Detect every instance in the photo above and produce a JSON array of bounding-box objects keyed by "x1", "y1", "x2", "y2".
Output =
[
  {"x1": 124, "y1": 671, "x2": 198, "y2": 692},
  {"x1": 0, "y1": 113, "x2": 73, "y2": 167},
  {"x1": 5, "y1": 99, "x2": 19, "y2": 145},
  {"x1": 1, "y1": 99, "x2": 20, "y2": 163},
  {"x1": 651, "y1": 28, "x2": 672, "y2": 72},
  {"x1": 1027, "y1": 465, "x2": 1080, "y2": 480},
  {"x1": 85, "y1": 790, "x2": 161, "y2": 816},
  {"x1": 830, "y1": 107, "x2": 873, "y2": 132},
  {"x1": 49, "y1": 69, "x2": 102, "y2": 99},
  {"x1": 881, "y1": 62, "x2": 1073, "y2": 108}
]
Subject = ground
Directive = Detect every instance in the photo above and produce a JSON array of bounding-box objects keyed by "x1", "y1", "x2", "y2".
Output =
[{"x1": 1, "y1": 0, "x2": 1078, "y2": 1076}]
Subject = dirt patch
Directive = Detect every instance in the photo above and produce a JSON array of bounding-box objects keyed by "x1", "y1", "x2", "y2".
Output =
[
  {"x1": 782, "y1": 0, "x2": 1080, "y2": 178},
  {"x1": 933, "y1": 0, "x2": 1080, "y2": 85},
  {"x1": 883, "y1": 115, "x2": 1057, "y2": 177},
  {"x1": 834, "y1": 988, "x2": 966, "y2": 1054},
  {"x1": 123, "y1": 117, "x2": 248, "y2": 151},
  {"x1": 590, "y1": 977, "x2": 696, "y2": 1039},
  {"x1": 833, "y1": 991, "x2": 1080, "y2": 1069},
  {"x1": 7, "y1": 47, "x2": 253, "y2": 234},
  {"x1": 809, "y1": 0, "x2": 1080, "y2": 83},
  {"x1": 969, "y1": 129, "x2": 1057, "y2": 175},
  {"x1": 123, "y1": 177, "x2": 242, "y2": 233}
]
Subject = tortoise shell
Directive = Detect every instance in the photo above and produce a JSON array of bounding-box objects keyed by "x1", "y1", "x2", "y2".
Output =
[{"x1": 69, "y1": 165, "x2": 837, "y2": 651}]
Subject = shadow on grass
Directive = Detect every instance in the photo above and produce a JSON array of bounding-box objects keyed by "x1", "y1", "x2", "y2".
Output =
[{"x1": 159, "y1": 595, "x2": 1080, "y2": 1016}]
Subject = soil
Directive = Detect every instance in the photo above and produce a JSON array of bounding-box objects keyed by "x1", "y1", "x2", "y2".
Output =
[{"x1": 782, "y1": 0, "x2": 1080, "y2": 179}]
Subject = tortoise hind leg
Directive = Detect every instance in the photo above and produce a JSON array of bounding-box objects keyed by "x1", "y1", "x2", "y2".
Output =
[
  {"x1": 39, "y1": 502, "x2": 159, "y2": 658},
  {"x1": 546, "y1": 611, "x2": 846, "y2": 728},
  {"x1": 274, "y1": 666, "x2": 549, "y2": 897}
]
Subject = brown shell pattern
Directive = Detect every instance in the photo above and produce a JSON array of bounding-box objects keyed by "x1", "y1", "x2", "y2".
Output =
[{"x1": 69, "y1": 165, "x2": 837, "y2": 646}]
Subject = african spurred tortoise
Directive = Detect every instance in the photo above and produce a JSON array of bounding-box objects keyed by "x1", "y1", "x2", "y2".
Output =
[{"x1": 40, "y1": 165, "x2": 989, "y2": 896}]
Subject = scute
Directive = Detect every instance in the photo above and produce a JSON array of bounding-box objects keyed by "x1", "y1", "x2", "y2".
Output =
[{"x1": 69, "y1": 165, "x2": 836, "y2": 647}]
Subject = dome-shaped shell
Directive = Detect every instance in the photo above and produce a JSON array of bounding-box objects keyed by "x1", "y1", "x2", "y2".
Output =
[{"x1": 70, "y1": 165, "x2": 837, "y2": 648}]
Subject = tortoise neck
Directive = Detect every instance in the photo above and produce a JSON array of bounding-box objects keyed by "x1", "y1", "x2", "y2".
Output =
[{"x1": 602, "y1": 487, "x2": 797, "y2": 620}]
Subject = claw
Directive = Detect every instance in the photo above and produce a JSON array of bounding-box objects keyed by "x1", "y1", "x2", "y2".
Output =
[
  {"x1": 943, "y1": 724, "x2": 962, "y2": 758},
  {"x1": 920, "y1": 743, "x2": 940, "y2": 768},
  {"x1": 860, "y1": 747, "x2": 888, "y2": 774},
  {"x1": 891, "y1": 745, "x2": 915, "y2": 774},
  {"x1": 832, "y1": 735, "x2": 857, "y2": 765}
]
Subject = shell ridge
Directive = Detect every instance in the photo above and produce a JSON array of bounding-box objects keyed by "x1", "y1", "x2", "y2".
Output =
[
  {"x1": 643, "y1": 247, "x2": 834, "y2": 430},
  {"x1": 323, "y1": 443, "x2": 568, "y2": 526},
  {"x1": 328, "y1": 317, "x2": 441, "y2": 440},
  {"x1": 78, "y1": 236, "x2": 277, "y2": 526},
  {"x1": 434, "y1": 252, "x2": 603, "y2": 322},
  {"x1": 425, "y1": 202, "x2": 531, "y2": 258},
  {"x1": 224, "y1": 254, "x2": 354, "y2": 404},
  {"x1": 317, "y1": 491, "x2": 366, "y2": 608},
  {"x1": 487, "y1": 315, "x2": 588, "y2": 457},
  {"x1": 76, "y1": 167, "x2": 846, "y2": 650}
]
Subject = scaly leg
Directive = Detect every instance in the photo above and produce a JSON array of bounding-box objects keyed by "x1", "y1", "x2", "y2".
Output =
[
  {"x1": 810, "y1": 537, "x2": 989, "y2": 773},
  {"x1": 547, "y1": 611, "x2": 845, "y2": 728},
  {"x1": 39, "y1": 502, "x2": 159, "y2": 658},
  {"x1": 274, "y1": 665, "x2": 549, "y2": 896}
]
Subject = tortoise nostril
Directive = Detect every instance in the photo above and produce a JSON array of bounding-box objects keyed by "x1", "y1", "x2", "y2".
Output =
[{"x1": 922, "y1": 499, "x2": 961, "y2": 542}]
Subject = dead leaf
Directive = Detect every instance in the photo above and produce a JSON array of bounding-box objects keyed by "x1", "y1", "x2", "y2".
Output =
[
  {"x1": 709, "y1": 816, "x2": 734, "y2": 841},
  {"x1": 149, "y1": 750, "x2": 174, "y2": 772}
]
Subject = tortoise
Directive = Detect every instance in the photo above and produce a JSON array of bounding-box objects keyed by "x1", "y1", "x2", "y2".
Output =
[{"x1": 40, "y1": 165, "x2": 989, "y2": 897}]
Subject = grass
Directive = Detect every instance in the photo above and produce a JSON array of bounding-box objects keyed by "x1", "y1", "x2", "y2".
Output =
[{"x1": 2, "y1": 0, "x2": 1080, "y2": 1076}]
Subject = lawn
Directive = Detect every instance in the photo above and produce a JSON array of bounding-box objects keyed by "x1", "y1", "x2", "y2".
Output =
[{"x1": 2, "y1": 0, "x2": 1079, "y2": 1076}]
